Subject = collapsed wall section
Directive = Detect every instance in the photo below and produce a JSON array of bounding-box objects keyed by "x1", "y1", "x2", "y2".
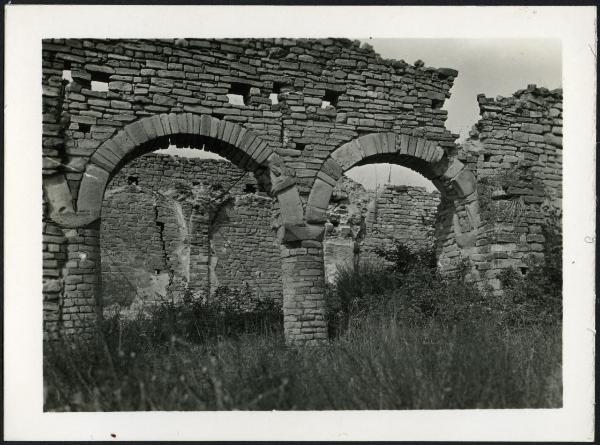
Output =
[{"x1": 460, "y1": 85, "x2": 562, "y2": 290}]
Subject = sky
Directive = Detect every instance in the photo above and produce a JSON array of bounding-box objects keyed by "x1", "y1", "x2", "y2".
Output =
[{"x1": 158, "y1": 39, "x2": 562, "y2": 192}]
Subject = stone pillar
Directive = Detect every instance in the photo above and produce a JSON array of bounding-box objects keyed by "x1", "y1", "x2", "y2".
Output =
[
  {"x1": 60, "y1": 222, "x2": 102, "y2": 338},
  {"x1": 188, "y1": 210, "x2": 210, "y2": 297},
  {"x1": 43, "y1": 221, "x2": 67, "y2": 341},
  {"x1": 280, "y1": 241, "x2": 328, "y2": 346}
]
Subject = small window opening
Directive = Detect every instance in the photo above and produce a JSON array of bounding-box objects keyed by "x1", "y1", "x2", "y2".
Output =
[
  {"x1": 62, "y1": 69, "x2": 73, "y2": 83},
  {"x1": 90, "y1": 71, "x2": 110, "y2": 92},
  {"x1": 127, "y1": 176, "x2": 138, "y2": 185},
  {"x1": 227, "y1": 82, "x2": 251, "y2": 106},
  {"x1": 79, "y1": 123, "x2": 91, "y2": 133},
  {"x1": 244, "y1": 184, "x2": 257, "y2": 193},
  {"x1": 431, "y1": 98, "x2": 444, "y2": 110},
  {"x1": 296, "y1": 143, "x2": 306, "y2": 151},
  {"x1": 272, "y1": 82, "x2": 284, "y2": 94},
  {"x1": 520, "y1": 267, "x2": 528, "y2": 275},
  {"x1": 323, "y1": 90, "x2": 341, "y2": 107},
  {"x1": 483, "y1": 154, "x2": 491, "y2": 162},
  {"x1": 269, "y1": 93, "x2": 279, "y2": 105},
  {"x1": 155, "y1": 269, "x2": 161, "y2": 275}
]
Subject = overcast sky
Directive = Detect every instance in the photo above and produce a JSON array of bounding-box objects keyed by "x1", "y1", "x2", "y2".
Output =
[{"x1": 159, "y1": 39, "x2": 562, "y2": 192}]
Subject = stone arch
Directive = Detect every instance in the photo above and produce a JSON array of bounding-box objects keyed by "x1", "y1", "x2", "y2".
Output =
[
  {"x1": 306, "y1": 132, "x2": 481, "y2": 267},
  {"x1": 79, "y1": 113, "x2": 304, "y2": 227},
  {"x1": 43, "y1": 113, "x2": 319, "y2": 343},
  {"x1": 44, "y1": 113, "x2": 304, "y2": 230}
]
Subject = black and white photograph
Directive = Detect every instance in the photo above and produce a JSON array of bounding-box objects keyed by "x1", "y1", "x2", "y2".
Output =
[{"x1": 4, "y1": 4, "x2": 595, "y2": 441}]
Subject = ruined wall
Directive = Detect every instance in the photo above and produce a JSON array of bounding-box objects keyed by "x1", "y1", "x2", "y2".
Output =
[
  {"x1": 360, "y1": 185, "x2": 440, "y2": 264},
  {"x1": 41, "y1": 38, "x2": 480, "y2": 342},
  {"x1": 461, "y1": 85, "x2": 562, "y2": 290},
  {"x1": 101, "y1": 154, "x2": 441, "y2": 298},
  {"x1": 42, "y1": 38, "x2": 459, "y2": 200},
  {"x1": 100, "y1": 153, "x2": 281, "y2": 311},
  {"x1": 210, "y1": 194, "x2": 281, "y2": 302},
  {"x1": 321, "y1": 178, "x2": 440, "y2": 281}
]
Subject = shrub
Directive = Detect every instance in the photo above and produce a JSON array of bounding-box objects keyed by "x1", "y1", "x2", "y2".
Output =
[{"x1": 497, "y1": 216, "x2": 562, "y2": 327}]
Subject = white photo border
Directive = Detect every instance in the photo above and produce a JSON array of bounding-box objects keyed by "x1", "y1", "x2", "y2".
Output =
[{"x1": 4, "y1": 5, "x2": 596, "y2": 441}]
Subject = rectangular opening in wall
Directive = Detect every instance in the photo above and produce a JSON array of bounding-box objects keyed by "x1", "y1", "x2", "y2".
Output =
[
  {"x1": 323, "y1": 90, "x2": 341, "y2": 107},
  {"x1": 78, "y1": 123, "x2": 91, "y2": 134},
  {"x1": 295, "y1": 143, "x2": 306, "y2": 151},
  {"x1": 90, "y1": 71, "x2": 110, "y2": 92},
  {"x1": 244, "y1": 184, "x2": 257, "y2": 193},
  {"x1": 227, "y1": 82, "x2": 251, "y2": 106},
  {"x1": 483, "y1": 154, "x2": 491, "y2": 162},
  {"x1": 431, "y1": 98, "x2": 444, "y2": 109}
]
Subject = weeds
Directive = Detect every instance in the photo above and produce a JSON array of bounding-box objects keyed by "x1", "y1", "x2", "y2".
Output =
[{"x1": 44, "y1": 241, "x2": 562, "y2": 411}]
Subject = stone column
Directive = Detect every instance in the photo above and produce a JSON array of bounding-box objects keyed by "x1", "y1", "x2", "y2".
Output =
[
  {"x1": 280, "y1": 241, "x2": 328, "y2": 346},
  {"x1": 60, "y1": 222, "x2": 102, "y2": 338},
  {"x1": 188, "y1": 210, "x2": 210, "y2": 297}
]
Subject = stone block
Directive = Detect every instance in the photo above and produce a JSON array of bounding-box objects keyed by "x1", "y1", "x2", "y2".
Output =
[
  {"x1": 278, "y1": 223, "x2": 325, "y2": 242},
  {"x1": 307, "y1": 178, "x2": 334, "y2": 210},
  {"x1": 399, "y1": 134, "x2": 410, "y2": 154},
  {"x1": 331, "y1": 140, "x2": 363, "y2": 171},
  {"x1": 407, "y1": 135, "x2": 418, "y2": 156},
  {"x1": 451, "y1": 169, "x2": 477, "y2": 198},
  {"x1": 124, "y1": 121, "x2": 150, "y2": 146},
  {"x1": 90, "y1": 149, "x2": 119, "y2": 172},
  {"x1": 111, "y1": 130, "x2": 137, "y2": 157},
  {"x1": 305, "y1": 205, "x2": 328, "y2": 223},
  {"x1": 44, "y1": 174, "x2": 75, "y2": 216},
  {"x1": 357, "y1": 134, "x2": 379, "y2": 158},
  {"x1": 176, "y1": 113, "x2": 189, "y2": 134},
  {"x1": 199, "y1": 114, "x2": 212, "y2": 136},
  {"x1": 440, "y1": 157, "x2": 464, "y2": 181},
  {"x1": 76, "y1": 164, "x2": 110, "y2": 217},
  {"x1": 276, "y1": 187, "x2": 304, "y2": 226},
  {"x1": 415, "y1": 137, "x2": 427, "y2": 159},
  {"x1": 321, "y1": 158, "x2": 343, "y2": 181}
]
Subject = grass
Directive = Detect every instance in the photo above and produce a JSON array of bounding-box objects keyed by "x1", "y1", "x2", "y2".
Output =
[
  {"x1": 44, "y1": 241, "x2": 562, "y2": 411},
  {"x1": 44, "y1": 313, "x2": 561, "y2": 411}
]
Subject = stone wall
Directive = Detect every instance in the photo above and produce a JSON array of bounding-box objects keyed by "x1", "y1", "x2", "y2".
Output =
[
  {"x1": 209, "y1": 194, "x2": 281, "y2": 302},
  {"x1": 100, "y1": 154, "x2": 441, "y2": 306},
  {"x1": 42, "y1": 38, "x2": 459, "y2": 200},
  {"x1": 100, "y1": 153, "x2": 281, "y2": 312},
  {"x1": 41, "y1": 37, "x2": 484, "y2": 343},
  {"x1": 360, "y1": 185, "x2": 440, "y2": 264},
  {"x1": 460, "y1": 85, "x2": 562, "y2": 290}
]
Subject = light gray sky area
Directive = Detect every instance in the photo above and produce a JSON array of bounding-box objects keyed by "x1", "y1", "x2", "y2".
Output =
[{"x1": 157, "y1": 39, "x2": 562, "y2": 192}]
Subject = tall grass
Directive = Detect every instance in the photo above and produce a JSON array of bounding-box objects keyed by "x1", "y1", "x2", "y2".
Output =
[
  {"x1": 44, "y1": 241, "x2": 562, "y2": 411},
  {"x1": 44, "y1": 316, "x2": 561, "y2": 411}
]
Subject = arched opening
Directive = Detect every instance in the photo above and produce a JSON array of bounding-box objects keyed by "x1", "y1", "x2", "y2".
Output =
[
  {"x1": 323, "y1": 163, "x2": 440, "y2": 283},
  {"x1": 46, "y1": 113, "x2": 310, "y2": 341},
  {"x1": 99, "y1": 144, "x2": 283, "y2": 318},
  {"x1": 307, "y1": 132, "x2": 482, "y2": 283}
]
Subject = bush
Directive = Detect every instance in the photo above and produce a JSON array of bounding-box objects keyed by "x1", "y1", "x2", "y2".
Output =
[
  {"x1": 497, "y1": 215, "x2": 562, "y2": 327},
  {"x1": 327, "y1": 237, "x2": 561, "y2": 335}
]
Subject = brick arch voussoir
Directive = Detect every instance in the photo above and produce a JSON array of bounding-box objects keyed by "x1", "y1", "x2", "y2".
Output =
[{"x1": 74, "y1": 113, "x2": 302, "y2": 229}]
